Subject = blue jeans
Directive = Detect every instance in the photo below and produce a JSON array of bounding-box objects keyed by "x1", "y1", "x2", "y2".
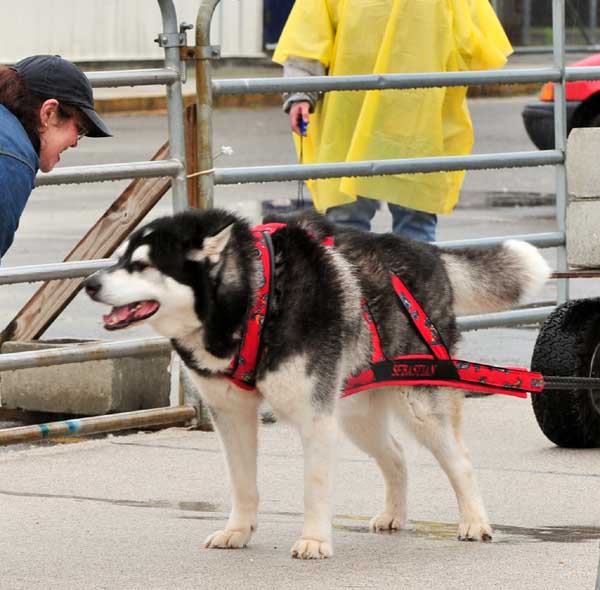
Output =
[{"x1": 326, "y1": 197, "x2": 437, "y2": 242}]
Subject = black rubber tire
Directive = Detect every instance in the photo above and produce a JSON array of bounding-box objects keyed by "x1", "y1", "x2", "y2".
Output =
[{"x1": 531, "y1": 298, "x2": 600, "y2": 448}]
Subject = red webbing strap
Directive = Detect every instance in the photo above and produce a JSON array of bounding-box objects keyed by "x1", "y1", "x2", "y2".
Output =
[
  {"x1": 389, "y1": 273, "x2": 450, "y2": 360},
  {"x1": 452, "y1": 360, "x2": 544, "y2": 397},
  {"x1": 223, "y1": 224, "x2": 284, "y2": 389},
  {"x1": 341, "y1": 273, "x2": 545, "y2": 398},
  {"x1": 223, "y1": 224, "x2": 334, "y2": 391}
]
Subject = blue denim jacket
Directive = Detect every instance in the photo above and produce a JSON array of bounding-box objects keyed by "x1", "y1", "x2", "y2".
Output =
[{"x1": 0, "y1": 104, "x2": 39, "y2": 261}]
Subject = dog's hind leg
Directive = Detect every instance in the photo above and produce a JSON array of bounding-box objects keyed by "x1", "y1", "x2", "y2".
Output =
[
  {"x1": 400, "y1": 389, "x2": 492, "y2": 542},
  {"x1": 199, "y1": 381, "x2": 262, "y2": 550},
  {"x1": 338, "y1": 393, "x2": 408, "y2": 533}
]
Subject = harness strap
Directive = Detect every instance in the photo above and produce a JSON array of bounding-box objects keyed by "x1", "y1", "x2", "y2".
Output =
[
  {"x1": 223, "y1": 223, "x2": 333, "y2": 390},
  {"x1": 361, "y1": 300, "x2": 386, "y2": 363},
  {"x1": 342, "y1": 273, "x2": 545, "y2": 399},
  {"x1": 220, "y1": 223, "x2": 545, "y2": 399},
  {"x1": 223, "y1": 224, "x2": 284, "y2": 390},
  {"x1": 389, "y1": 272, "x2": 450, "y2": 360}
]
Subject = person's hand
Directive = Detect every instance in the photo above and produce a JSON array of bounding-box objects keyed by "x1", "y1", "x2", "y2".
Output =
[{"x1": 289, "y1": 101, "x2": 310, "y2": 136}]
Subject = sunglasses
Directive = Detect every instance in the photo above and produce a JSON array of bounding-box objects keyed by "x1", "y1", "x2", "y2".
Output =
[
  {"x1": 75, "y1": 121, "x2": 89, "y2": 141},
  {"x1": 57, "y1": 104, "x2": 89, "y2": 140}
]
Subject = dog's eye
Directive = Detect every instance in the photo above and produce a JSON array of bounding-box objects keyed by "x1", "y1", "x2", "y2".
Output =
[{"x1": 130, "y1": 261, "x2": 150, "y2": 273}]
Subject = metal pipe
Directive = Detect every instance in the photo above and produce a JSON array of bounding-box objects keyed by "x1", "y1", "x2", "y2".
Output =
[
  {"x1": 86, "y1": 68, "x2": 179, "y2": 88},
  {"x1": 522, "y1": 0, "x2": 532, "y2": 46},
  {"x1": 195, "y1": 0, "x2": 221, "y2": 209},
  {"x1": 35, "y1": 159, "x2": 183, "y2": 186},
  {"x1": 0, "y1": 337, "x2": 171, "y2": 372},
  {"x1": 553, "y1": 0, "x2": 569, "y2": 304},
  {"x1": 212, "y1": 67, "x2": 600, "y2": 96},
  {"x1": 214, "y1": 150, "x2": 563, "y2": 185},
  {"x1": 457, "y1": 306, "x2": 555, "y2": 331},
  {"x1": 0, "y1": 232, "x2": 566, "y2": 286},
  {"x1": 514, "y1": 44, "x2": 600, "y2": 53},
  {"x1": 213, "y1": 67, "x2": 563, "y2": 96},
  {"x1": 567, "y1": 66, "x2": 600, "y2": 80},
  {"x1": 0, "y1": 259, "x2": 114, "y2": 285},
  {"x1": 595, "y1": 543, "x2": 600, "y2": 590},
  {"x1": 157, "y1": 0, "x2": 189, "y2": 212},
  {"x1": 0, "y1": 406, "x2": 197, "y2": 446},
  {"x1": 437, "y1": 232, "x2": 565, "y2": 250},
  {"x1": 591, "y1": 0, "x2": 598, "y2": 44}
]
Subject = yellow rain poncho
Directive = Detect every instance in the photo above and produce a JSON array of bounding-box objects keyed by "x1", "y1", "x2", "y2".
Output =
[{"x1": 273, "y1": 0, "x2": 512, "y2": 214}]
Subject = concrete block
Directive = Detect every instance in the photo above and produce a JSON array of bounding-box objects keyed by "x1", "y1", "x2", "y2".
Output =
[
  {"x1": 567, "y1": 128, "x2": 600, "y2": 198},
  {"x1": 0, "y1": 340, "x2": 171, "y2": 415},
  {"x1": 566, "y1": 201, "x2": 600, "y2": 268}
]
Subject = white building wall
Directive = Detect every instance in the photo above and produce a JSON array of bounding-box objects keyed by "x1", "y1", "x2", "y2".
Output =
[{"x1": 0, "y1": 0, "x2": 264, "y2": 63}]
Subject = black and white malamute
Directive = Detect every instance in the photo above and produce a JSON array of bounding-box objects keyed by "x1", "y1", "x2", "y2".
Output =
[{"x1": 85, "y1": 208, "x2": 550, "y2": 559}]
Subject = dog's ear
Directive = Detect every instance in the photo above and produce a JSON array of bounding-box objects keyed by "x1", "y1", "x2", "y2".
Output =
[
  {"x1": 114, "y1": 239, "x2": 129, "y2": 259},
  {"x1": 186, "y1": 223, "x2": 233, "y2": 263}
]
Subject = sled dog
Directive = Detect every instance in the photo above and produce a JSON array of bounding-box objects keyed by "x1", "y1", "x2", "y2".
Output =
[{"x1": 85, "y1": 208, "x2": 550, "y2": 559}]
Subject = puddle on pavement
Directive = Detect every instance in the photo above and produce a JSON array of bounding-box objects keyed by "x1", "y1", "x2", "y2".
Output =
[
  {"x1": 0, "y1": 489, "x2": 220, "y2": 513},
  {"x1": 177, "y1": 501, "x2": 221, "y2": 512},
  {"x1": 176, "y1": 506, "x2": 600, "y2": 545},
  {"x1": 332, "y1": 515, "x2": 600, "y2": 544},
  {"x1": 2, "y1": 489, "x2": 598, "y2": 545}
]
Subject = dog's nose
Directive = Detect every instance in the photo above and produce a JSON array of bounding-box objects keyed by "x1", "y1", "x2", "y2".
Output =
[{"x1": 84, "y1": 276, "x2": 101, "y2": 299}]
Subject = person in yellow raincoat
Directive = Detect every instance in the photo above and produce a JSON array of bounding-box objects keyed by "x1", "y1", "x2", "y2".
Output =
[{"x1": 273, "y1": 0, "x2": 512, "y2": 241}]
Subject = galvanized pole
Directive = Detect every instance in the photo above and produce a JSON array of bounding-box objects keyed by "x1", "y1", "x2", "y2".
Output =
[
  {"x1": 522, "y1": 0, "x2": 532, "y2": 45},
  {"x1": 195, "y1": 0, "x2": 221, "y2": 209},
  {"x1": 553, "y1": 0, "x2": 570, "y2": 303},
  {"x1": 0, "y1": 406, "x2": 197, "y2": 446},
  {"x1": 157, "y1": 0, "x2": 189, "y2": 213},
  {"x1": 591, "y1": 0, "x2": 598, "y2": 44}
]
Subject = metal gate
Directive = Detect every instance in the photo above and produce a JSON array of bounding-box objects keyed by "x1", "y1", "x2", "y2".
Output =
[{"x1": 2, "y1": 0, "x2": 600, "y2": 443}]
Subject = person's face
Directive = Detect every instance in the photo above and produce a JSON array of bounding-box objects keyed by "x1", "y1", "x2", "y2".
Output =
[{"x1": 37, "y1": 99, "x2": 87, "y2": 172}]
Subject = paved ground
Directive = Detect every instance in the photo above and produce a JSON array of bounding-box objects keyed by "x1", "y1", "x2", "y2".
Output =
[{"x1": 0, "y1": 395, "x2": 599, "y2": 589}]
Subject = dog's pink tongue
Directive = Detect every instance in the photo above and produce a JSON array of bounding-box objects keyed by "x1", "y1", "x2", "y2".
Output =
[
  {"x1": 103, "y1": 304, "x2": 132, "y2": 325},
  {"x1": 135, "y1": 301, "x2": 158, "y2": 318}
]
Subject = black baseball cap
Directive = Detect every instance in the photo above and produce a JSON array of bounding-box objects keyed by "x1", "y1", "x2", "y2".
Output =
[{"x1": 11, "y1": 55, "x2": 112, "y2": 138}]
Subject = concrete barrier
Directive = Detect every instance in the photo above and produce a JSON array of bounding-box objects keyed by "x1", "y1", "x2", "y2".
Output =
[
  {"x1": 566, "y1": 128, "x2": 600, "y2": 268},
  {"x1": 0, "y1": 340, "x2": 171, "y2": 415}
]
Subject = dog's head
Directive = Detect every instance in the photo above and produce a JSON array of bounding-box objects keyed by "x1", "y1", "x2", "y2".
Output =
[{"x1": 84, "y1": 209, "x2": 252, "y2": 341}]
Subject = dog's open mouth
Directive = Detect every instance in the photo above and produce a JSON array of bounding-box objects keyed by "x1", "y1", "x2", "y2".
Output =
[{"x1": 102, "y1": 300, "x2": 160, "y2": 330}]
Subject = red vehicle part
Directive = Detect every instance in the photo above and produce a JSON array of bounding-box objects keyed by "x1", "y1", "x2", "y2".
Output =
[{"x1": 539, "y1": 53, "x2": 600, "y2": 103}]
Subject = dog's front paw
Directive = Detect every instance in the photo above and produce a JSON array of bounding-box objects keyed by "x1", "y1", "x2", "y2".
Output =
[
  {"x1": 204, "y1": 527, "x2": 252, "y2": 549},
  {"x1": 369, "y1": 512, "x2": 406, "y2": 533},
  {"x1": 290, "y1": 538, "x2": 333, "y2": 559},
  {"x1": 458, "y1": 521, "x2": 493, "y2": 542}
]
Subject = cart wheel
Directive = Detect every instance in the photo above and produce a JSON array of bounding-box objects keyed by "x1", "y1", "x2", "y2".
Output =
[{"x1": 531, "y1": 298, "x2": 600, "y2": 448}]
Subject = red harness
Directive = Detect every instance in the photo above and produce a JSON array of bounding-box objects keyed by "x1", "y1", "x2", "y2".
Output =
[{"x1": 222, "y1": 224, "x2": 545, "y2": 398}]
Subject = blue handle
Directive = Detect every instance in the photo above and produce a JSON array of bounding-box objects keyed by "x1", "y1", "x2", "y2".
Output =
[{"x1": 299, "y1": 117, "x2": 308, "y2": 137}]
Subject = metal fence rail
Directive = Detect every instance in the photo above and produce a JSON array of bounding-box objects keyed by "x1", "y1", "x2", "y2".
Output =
[
  {"x1": 0, "y1": 0, "x2": 589, "y2": 411},
  {"x1": 0, "y1": 232, "x2": 565, "y2": 286},
  {"x1": 0, "y1": 337, "x2": 171, "y2": 372},
  {"x1": 212, "y1": 65, "x2": 600, "y2": 96},
  {"x1": 36, "y1": 160, "x2": 184, "y2": 186},
  {"x1": 0, "y1": 0, "x2": 191, "y2": 436},
  {"x1": 214, "y1": 151, "x2": 563, "y2": 185},
  {"x1": 86, "y1": 68, "x2": 179, "y2": 87}
]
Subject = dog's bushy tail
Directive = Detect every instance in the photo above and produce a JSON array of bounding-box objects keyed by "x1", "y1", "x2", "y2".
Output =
[{"x1": 441, "y1": 240, "x2": 551, "y2": 316}]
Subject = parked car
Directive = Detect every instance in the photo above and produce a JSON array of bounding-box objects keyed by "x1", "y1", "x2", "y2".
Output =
[{"x1": 522, "y1": 53, "x2": 600, "y2": 149}]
